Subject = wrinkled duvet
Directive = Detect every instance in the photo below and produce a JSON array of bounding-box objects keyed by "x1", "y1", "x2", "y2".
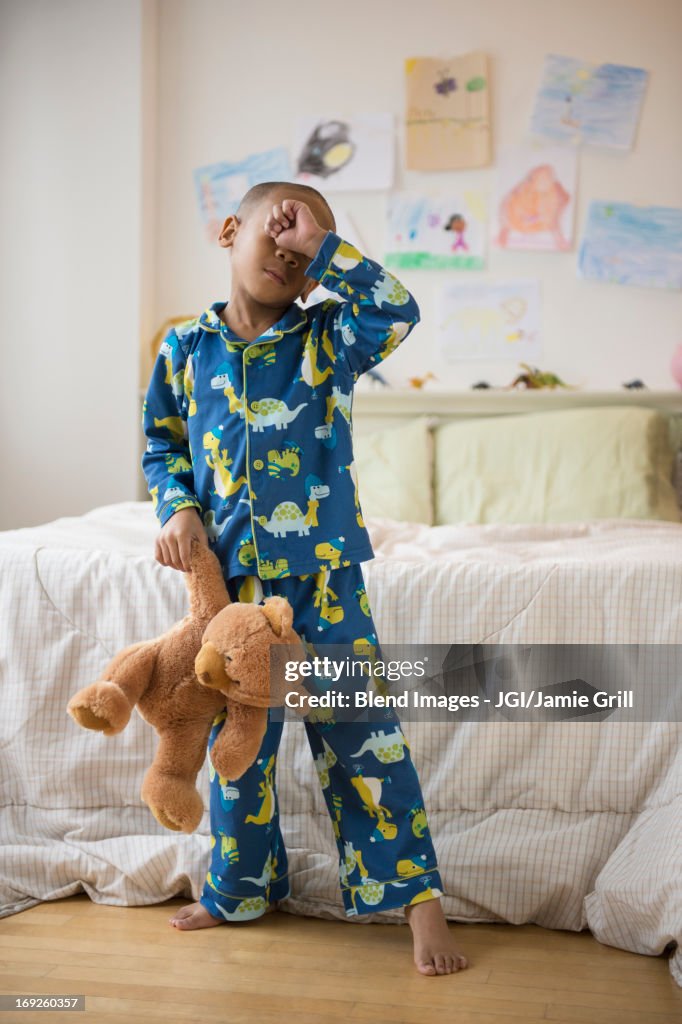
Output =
[{"x1": 1, "y1": 502, "x2": 680, "y2": 986}]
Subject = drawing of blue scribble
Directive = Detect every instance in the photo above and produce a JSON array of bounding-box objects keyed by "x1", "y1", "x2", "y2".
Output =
[
  {"x1": 530, "y1": 54, "x2": 648, "y2": 150},
  {"x1": 193, "y1": 147, "x2": 291, "y2": 240},
  {"x1": 578, "y1": 202, "x2": 682, "y2": 291}
]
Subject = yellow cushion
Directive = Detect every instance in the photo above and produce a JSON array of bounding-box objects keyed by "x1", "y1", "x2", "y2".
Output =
[
  {"x1": 434, "y1": 405, "x2": 679, "y2": 524},
  {"x1": 354, "y1": 416, "x2": 433, "y2": 524}
]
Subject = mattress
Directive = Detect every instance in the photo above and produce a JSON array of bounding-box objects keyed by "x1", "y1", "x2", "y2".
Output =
[{"x1": 0, "y1": 501, "x2": 680, "y2": 987}]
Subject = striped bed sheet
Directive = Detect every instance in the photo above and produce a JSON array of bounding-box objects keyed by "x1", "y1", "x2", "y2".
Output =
[{"x1": 0, "y1": 501, "x2": 680, "y2": 987}]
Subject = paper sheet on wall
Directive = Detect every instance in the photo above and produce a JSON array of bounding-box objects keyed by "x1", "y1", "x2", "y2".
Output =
[
  {"x1": 436, "y1": 281, "x2": 542, "y2": 362},
  {"x1": 294, "y1": 113, "x2": 394, "y2": 191},
  {"x1": 493, "y1": 145, "x2": 577, "y2": 252},
  {"x1": 578, "y1": 202, "x2": 682, "y2": 290},
  {"x1": 386, "y1": 191, "x2": 487, "y2": 269},
  {"x1": 405, "y1": 53, "x2": 491, "y2": 170},
  {"x1": 530, "y1": 54, "x2": 648, "y2": 150},
  {"x1": 193, "y1": 147, "x2": 291, "y2": 242}
]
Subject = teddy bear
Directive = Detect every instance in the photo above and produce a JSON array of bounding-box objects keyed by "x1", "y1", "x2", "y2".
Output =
[{"x1": 67, "y1": 538, "x2": 309, "y2": 834}]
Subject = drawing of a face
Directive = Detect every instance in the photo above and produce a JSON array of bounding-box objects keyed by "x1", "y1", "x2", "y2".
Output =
[{"x1": 445, "y1": 214, "x2": 467, "y2": 233}]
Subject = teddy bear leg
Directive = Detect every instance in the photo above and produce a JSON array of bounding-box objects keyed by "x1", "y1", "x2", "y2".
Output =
[
  {"x1": 141, "y1": 769, "x2": 204, "y2": 833},
  {"x1": 141, "y1": 724, "x2": 212, "y2": 834},
  {"x1": 67, "y1": 680, "x2": 135, "y2": 736}
]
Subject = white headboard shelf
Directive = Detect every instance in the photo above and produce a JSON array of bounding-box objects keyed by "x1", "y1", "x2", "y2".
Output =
[{"x1": 351, "y1": 388, "x2": 682, "y2": 434}]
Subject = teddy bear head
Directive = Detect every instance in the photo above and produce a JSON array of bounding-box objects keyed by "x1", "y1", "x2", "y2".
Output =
[{"x1": 194, "y1": 596, "x2": 301, "y2": 709}]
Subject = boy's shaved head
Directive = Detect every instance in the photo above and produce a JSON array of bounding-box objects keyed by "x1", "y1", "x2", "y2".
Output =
[{"x1": 237, "y1": 181, "x2": 336, "y2": 232}]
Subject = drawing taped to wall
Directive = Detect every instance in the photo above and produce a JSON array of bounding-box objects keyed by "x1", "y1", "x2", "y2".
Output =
[
  {"x1": 530, "y1": 54, "x2": 648, "y2": 150},
  {"x1": 578, "y1": 202, "x2": 682, "y2": 290},
  {"x1": 405, "y1": 53, "x2": 491, "y2": 170},
  {"x1": 436, "y1": 281, "x2": 542, "y2": 362},
  {"x1": 386, "y1": 191, "x2": 487, "y2": 269},
  {"x1": 493, "y1": 146, "x2": 577, "y2": 252},
  {"x1": 293, "y1": 113, "x2": 394, "y2": 191},
  {"x1": 193, "y1": 147, "x2": 291, "y2": 243}
]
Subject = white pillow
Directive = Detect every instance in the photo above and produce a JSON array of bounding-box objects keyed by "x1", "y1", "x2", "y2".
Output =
[
  {"x1": 433, "y1": 405, "x2": 679, "y2": 524},
  {"x1": 353, "y1": 416, "x2": 433, "y2": 524}
]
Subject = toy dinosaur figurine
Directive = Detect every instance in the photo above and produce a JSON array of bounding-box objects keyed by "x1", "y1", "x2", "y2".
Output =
[{"x1": 505, "y1": 362, "x2": 574, "y2": 390}]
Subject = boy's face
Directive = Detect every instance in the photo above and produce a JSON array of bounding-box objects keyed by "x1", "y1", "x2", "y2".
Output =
[{"x1": 218, "y1": 188, "x2": 335, "y2": 308}]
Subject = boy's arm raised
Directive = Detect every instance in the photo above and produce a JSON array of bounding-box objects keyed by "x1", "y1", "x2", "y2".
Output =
[
  {"x1": 141, "y1": 327, "x2": 203, "y2": 526},
  {"x1": 263, "y1": 198, "x2": 419, "y2": 378},
  {"x1": 304, "y1": 231, "x2": 421, "y2": 379}
]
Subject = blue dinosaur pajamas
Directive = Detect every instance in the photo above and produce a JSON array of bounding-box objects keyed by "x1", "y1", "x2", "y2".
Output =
[
  {"x1": 200, "y1": 565, "x2": 444, "y2": 921},
  {"x1": 141, "y1": 227, "x2": 445, "y2": 919},
  {"x1": 141, "y1": 230, "x2": 421, "y2": 580}
]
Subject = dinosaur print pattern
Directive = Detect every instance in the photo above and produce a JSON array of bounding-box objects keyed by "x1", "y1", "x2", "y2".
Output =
[
  {"x1": 249, "y1": 398, "x2": 307, "y2": 432},
  {"x1": 198, "y1": 564, "x2": 443, "y2": 924},
  {"x1": 141, "y1": 230, "x2": 420, "y2": 577}
]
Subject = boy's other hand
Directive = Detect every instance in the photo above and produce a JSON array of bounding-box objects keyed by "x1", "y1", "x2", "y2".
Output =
[
  {"x1": 264, "y1": 199, "x2": 328, "y2": 259},
  {"x1": 156, "y1": 507, "x2": 209, "y2": 572}
]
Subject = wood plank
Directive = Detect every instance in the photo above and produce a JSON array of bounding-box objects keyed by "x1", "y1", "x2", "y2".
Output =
[{"x1": 1, "y1": 898, "x2": 677, "y2": 1023}]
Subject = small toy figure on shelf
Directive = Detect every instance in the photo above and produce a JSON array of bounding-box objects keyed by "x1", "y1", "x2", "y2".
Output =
[
  {"x1": 505, "y1": 362, "x2": 574, "y2": 390},
  {"x1": 622, "y1": 379, "x2": 647, "y2": 389},
  {"x1": 407, "y1": 372, "x2": 437, "y2": 389},
  {"x1": 366, "y1": 368, "x2": 390, "y2": 387}
]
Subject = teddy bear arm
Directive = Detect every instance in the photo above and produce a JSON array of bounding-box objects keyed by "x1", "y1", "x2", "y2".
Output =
[
  {"x1": 67, "y1": 639, "x2": 161, "y2": 735},
  {"x1": 185, "y1": 539, "x2": 231, "y2": 621},
  {"x1": 209, "y1": 701, "x2": 268, "y2": 782}
]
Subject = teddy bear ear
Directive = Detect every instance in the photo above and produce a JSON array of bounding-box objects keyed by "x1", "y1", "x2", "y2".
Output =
[{"x1": 261, "y1": 597, "x2": 294, "y2": 637}]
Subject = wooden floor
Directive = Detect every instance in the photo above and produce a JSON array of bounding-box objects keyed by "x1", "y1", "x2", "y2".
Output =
[{"x1": 0, "y1": 895, "x2": 680, "y2": 1024}]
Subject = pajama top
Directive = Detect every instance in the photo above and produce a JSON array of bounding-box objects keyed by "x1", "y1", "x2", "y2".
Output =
[{"x1": 141, "y1": 230, "x2": 420, "y2": 579}]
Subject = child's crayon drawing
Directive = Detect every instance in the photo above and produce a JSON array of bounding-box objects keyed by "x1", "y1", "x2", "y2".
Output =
[
  {"x1": 436, "y1": 281, "x2": 542, "y2": 362},
  {"x1": 405, "y1": 53, "x2": 491, "y2": 170},
  {"x1": 493, "y1": 146, "x2": 577, "y2": 252},
  {"x1": 387, "y1": 191, "x2": 487, "y2": 270},
  {"x1": 294, "y1": 113, "x2": 393, "y2": 191},
  {"x1": 530, "y1": 54, "x2": 648, "y2": 150},
  {"x1": 578, "y1": 202, "x2": 682, "y2": 290},
  {"x1": 193, "y1": 147, "x2": 291, "y2": 243}
]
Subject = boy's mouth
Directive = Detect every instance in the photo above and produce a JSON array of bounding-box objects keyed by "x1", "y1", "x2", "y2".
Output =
[{"x1": 264, "y1": 268, "x2": 286, "y2": 285}]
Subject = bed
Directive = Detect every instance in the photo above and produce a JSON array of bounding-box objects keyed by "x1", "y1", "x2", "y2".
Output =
[{"x1": 1, "y1": 389, "x2": 681, "y2": 988}]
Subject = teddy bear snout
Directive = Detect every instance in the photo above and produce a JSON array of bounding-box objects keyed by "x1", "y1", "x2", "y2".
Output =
[{"x1": 195, "y1": 641, "x2": 233, "y2": 690}]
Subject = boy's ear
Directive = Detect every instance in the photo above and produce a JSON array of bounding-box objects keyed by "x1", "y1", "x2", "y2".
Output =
[
  {"x1": 299, "y1": 279, "x2": 318, "y2": 303},
  {"x1": 218, "y1": 215, "x2": 239, "y2": 249}
]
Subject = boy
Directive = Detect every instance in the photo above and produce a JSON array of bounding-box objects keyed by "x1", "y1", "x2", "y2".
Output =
[{"x1": 141, "y1": 181, "x2": 468, "y2": 976}]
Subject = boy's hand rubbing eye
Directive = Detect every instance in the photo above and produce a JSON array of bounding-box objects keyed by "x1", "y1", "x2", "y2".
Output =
[{"x1": 264, "y1": 198, "x2": 328, "y2": 259}]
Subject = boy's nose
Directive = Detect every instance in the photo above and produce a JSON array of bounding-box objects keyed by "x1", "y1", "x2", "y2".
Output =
[{"x1": 275, "y1": 246, "x2": 299, "y2": 267}]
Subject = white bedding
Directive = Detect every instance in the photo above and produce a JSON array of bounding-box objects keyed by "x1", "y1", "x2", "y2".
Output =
[{"x1": 1, "y1": 501, "x2": 680, "y2": 987}]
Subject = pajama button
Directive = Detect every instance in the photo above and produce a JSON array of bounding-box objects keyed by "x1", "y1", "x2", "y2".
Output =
[{"x1": 253, "y1": 459, "x2": 264, "y2": 470}]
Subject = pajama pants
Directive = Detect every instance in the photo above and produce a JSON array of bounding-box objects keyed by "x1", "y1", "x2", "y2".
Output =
[{"x1": 200, "y1": 563, "x2": 444, "y2": 921}]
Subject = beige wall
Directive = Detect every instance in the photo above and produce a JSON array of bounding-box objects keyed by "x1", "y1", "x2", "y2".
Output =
[
  {"x1": 0, "y1": 0, "x2": 153, "y2": 528},
  {"x1": 3, "y1": 0, "x2": 681, "y2": 528},
  {"x1": 155, "y1": 0, "x2": 682, "y2": 390}
]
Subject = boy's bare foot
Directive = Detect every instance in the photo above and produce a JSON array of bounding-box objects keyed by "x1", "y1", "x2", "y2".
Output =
[
  {"x1": 404, "y1": 898, "x2": 469, "y2": 976},
  {"x1": 169, "y1": 900, "x2": 279, "y2": 929}
]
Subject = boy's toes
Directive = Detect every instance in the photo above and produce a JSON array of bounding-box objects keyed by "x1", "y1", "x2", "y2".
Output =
[
  {"x1": 435, "y1": 954, "x2": 448, "y2": 974},
  {"x1": 169, "y1": 906, "x2": 191, "y2": 925},
  {"x1": 417, "y1": 958, "x2": 437, "y2": 976}
]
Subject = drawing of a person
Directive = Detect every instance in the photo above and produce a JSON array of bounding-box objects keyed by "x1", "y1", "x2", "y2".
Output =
[{"x1": 444, "y1": 213, "x2": 469, "y2": 251}]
